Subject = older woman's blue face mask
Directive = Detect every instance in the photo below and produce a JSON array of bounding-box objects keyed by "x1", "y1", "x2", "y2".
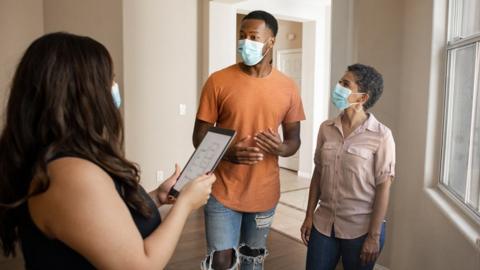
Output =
[{"x1": 332, "y1": 72, "x2": 368, "y2": 111}]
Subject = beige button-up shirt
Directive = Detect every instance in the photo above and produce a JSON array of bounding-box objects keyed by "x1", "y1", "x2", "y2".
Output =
[{"x1": 312, "y1": 113, "x2": 395, "y2": 239}]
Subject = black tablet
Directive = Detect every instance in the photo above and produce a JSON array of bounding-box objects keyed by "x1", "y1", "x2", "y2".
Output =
[{"x1": 169, "y1": 127, "x2": 236, "y2": 197}]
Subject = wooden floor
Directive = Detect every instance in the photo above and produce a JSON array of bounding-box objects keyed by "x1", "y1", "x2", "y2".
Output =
[{"x1": 165, "y1": 208, "x2": 307, "y2": 270}]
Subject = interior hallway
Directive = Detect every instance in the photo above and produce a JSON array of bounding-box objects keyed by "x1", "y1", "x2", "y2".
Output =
[{"x1": 273, "y1": 169, "x2": 310, "y2": 242}]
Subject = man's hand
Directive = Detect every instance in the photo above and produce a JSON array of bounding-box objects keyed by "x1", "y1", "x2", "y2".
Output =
[
  {"x1": 226, "y1": 136, "x2": 264, "y2": 165},
  {"x1": 254, "y1": 128, "x2": 286, "y2": 156}
]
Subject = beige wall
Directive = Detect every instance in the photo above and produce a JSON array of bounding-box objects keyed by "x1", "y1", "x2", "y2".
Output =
[
  {"x1": 0, "y1": 1, "x2": 43, "y2": 268},
  {"x1": 0, "y1": 0, "x2": 44, "y2": 129},
  {"x1": 343, "y1": 0, "x2": 480, "y2": 269},
  {"x1": 352, "y1": 0, "x2": 402, "y2": 135},
  {"x1": 389, "y1": 0, "x2": 480, "y2": 269},
  {"x1": 0, "y1": 1, "x2": 123, "y2": 269},
  {"x1": 43, "y1": 0, "x2": 124, "y2": 101},
  {"x1": 123, "y1": 0, "x2": 201, "y2": 191}
]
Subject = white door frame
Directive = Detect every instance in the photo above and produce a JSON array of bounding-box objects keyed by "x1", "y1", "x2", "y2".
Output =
[
  {"x1": 203, "y1": 0, "x2": 332, "y2": 178},
  {"x1": 273, "y1": 48, "x2": 303, "y2": 67},
  {"x1": 276, "y1": 48, "x2": 303, "y2": 171}
]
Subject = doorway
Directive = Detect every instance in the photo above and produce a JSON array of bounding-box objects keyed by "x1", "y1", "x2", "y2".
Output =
[
  {"x1": 206, "y1": 0, "x2": 332, "y2": 243},
  {"x1": 236, "y1": 13, "x2": 304, "y2": 172},
  {"x1": 276, "y1": 48, "x2": 303, "y2": 171}
]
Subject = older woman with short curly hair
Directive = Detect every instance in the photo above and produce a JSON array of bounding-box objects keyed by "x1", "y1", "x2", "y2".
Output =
[{"x1": 301, "y1": 64, "x2": 395, "y2": 270}]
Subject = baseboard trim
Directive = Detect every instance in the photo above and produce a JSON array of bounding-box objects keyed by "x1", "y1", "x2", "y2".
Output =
[{"x1": 374, "y1": 264, "x2": 390, "y2": 270}]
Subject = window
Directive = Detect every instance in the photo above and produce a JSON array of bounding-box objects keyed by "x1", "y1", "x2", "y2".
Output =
[{"x1": 441, "y1": 0, "x2": 480, "y2": 218}]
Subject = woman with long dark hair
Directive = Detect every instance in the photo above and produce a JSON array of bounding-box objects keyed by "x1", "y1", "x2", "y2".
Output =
[{"x1": 0, "y1": 32, "x2": 215, "y2": 269}]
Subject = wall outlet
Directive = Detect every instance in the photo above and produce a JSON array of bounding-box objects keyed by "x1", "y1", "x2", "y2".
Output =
[
  {"x1": 156, "y1": 170, "x2": 164, "y2": 183},
  {"x1": 179, "y1": 104, "x2": 186, "y2": 116}
]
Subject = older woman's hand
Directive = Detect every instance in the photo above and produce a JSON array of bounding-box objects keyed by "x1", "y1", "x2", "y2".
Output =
[
  {"x1": 360, "y1": 235, "x2": 380, "y2": 265},
  {"x1": 300, "y1": 216, "x2": 313, "y2": 246}
]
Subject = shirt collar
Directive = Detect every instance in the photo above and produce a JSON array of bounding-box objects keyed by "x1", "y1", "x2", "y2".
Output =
[
  {"x1": 364, "y1": 113, "x2": 380, "y2": 132},
  {"x1": 327, "y1": 112, "x2": 380, "y2": 134}
]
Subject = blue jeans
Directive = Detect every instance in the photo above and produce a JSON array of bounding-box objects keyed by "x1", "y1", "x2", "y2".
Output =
[
  {"x1": 306, "y1": 223, "x2": 386, "y2": 270},
  {"x1": 201, "y1": 196, "x2": 276, "y2": 270}
]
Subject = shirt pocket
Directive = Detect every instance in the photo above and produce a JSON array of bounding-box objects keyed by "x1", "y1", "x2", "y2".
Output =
[
  {"x1": 319, "y1": 142, "x2": 338, "y2": 165},
  {"x1": 344, "y1": 145, "x2": 374, "y2": 174},
  {"x1": 346, "y1": 146, "x2": 373, "y2": 160}
]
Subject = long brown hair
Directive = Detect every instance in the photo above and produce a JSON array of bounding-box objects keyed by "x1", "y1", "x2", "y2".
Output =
[{"x1": 0, "y1": 32, "x2": 151, "y2": 257}]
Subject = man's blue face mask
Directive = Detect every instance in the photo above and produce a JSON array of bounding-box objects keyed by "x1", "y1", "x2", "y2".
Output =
[{"x1": 237, "y1": 39, "x2": 269, "y2": 66}]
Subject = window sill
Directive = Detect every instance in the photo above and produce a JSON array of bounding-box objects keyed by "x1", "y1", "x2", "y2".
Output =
[{"x1": 425, "y1": 186, "x2": 480, "y2": 252}]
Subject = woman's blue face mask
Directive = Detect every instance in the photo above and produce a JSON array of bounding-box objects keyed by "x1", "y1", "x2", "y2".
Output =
[
  {"x1": 331, "y1": 83, "x2": 364, "y2": 111},
  {"x1": 111, "y1": 82, "x2": 121, "y2": 108}
]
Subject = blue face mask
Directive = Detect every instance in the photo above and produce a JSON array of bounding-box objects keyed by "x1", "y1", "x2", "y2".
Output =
[
  {"x1": 237, "y1": 39, "x2": 268, "y2": 66},
  {"x1": 111, "y1": 82, "x2": 121, "y2": 108},
  {"x1": 331, "y1": 83, "x2": 363, "y2": 110}
]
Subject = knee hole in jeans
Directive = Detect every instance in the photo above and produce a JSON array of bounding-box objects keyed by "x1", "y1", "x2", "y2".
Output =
[
  {"x1": 208, "y1": 249, "x2": 237, "y2": 270},
  {"x1": 239, "y1": 245, "x2": 269, "y2": 265}
]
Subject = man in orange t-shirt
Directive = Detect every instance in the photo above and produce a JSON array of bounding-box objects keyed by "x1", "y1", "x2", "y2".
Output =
[{"x1": 194, "y1": 10, "x2": 305, "y2": 270}]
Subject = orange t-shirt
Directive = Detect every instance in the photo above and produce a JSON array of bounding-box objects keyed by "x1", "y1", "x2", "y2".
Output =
[{"x1": 196, "y1": 64, "x2": 306, "y2": 212}]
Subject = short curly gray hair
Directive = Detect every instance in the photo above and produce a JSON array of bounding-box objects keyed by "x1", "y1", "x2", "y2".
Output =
[{"x1": 348, "y1": 64, "x2": 384, "y2": 110}]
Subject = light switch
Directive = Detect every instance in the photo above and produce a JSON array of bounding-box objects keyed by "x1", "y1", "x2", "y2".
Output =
[
  {"x1": 179, "y1": 104, "x2": 187, "y2": 116},
  {"x1": 156, "y1": 170, "x2": 164, "y2": 183}
]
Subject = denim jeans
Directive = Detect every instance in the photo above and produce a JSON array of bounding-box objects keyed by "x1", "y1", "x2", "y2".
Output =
[
  {"x1": 306, "y1": 222, "x2": 386, "y2": 270},
  {"x1": 201, "y1": 196, "x2": 276, "y2": 270}
]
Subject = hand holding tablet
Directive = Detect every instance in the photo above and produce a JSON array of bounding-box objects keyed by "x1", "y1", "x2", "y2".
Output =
[{"x1": 169, "y1": 127, "x2": 236, "y2": 197}]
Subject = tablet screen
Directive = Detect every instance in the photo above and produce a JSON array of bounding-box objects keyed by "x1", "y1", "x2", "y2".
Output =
[{"x1": 170, "y1": 127, "x2": 235, "y2": 195}]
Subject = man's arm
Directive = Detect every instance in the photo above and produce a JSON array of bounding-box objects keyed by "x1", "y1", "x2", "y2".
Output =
[{"x1": 193, "y1": 119, "x2": 214, "y2": 148}]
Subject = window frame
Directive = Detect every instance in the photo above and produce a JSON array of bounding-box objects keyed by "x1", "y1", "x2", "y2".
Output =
[{"x1": 440, "y1": 0, "x2": 480, "y2": 221}]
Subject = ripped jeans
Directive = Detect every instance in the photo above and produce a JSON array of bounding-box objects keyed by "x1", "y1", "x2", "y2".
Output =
[{"x1": 201, "y1": 196, "x2": 275, "y2": 270}]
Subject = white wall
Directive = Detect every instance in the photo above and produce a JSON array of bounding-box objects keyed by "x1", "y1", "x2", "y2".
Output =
[
  {"x1": 300, "y1": 15, "x2": 331, "y2": 178},
  {"x1": 123, "y1": 0, "x2": 200, "y2": 191},
  {"x1": 0, "y1": 1, "x2": 44, "y2": 268},
  {"x1": 208, "y1": 1, "x2": 237, "y2": 73},
  {"x1": 329, "y1": 0, "x2": 354, "y2": 117},
  {"x1": 333, "y1": 0, "x2": 480, "y2": 269}
]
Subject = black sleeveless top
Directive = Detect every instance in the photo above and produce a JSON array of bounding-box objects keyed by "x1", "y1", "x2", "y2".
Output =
[{"x1": 18, "y1": 155, "x2": 161, "y2": 269}]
